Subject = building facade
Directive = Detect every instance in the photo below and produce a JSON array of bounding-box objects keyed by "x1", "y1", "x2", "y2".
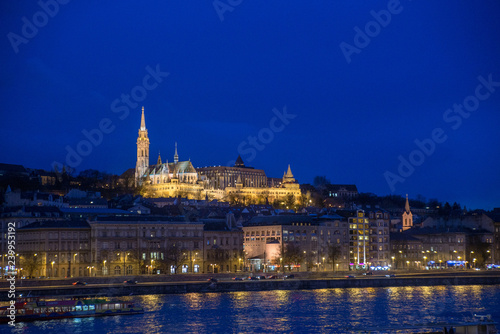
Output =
[
  {"x1": 348, "y1": 210, "x2": 370, "y2": 269},
  {"x1": 243, "y1": 215, "x2": 349, "y2": 272},
  {"x1": 89, "y1": 216, "x2": 204, "y2": 275},
  {"x1": 366, "y1": 209, "x2": 391, "y2": 268},
  {"x1": 16, "y1": 220, "x2": 92, "y2": 278}
]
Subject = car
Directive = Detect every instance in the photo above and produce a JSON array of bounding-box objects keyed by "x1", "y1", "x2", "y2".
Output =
[
  {"x1": 362, "y1": 272, "x2": 373, "y2": 275},
  {"x1": 266, "y1": 275, "x2": 277, "y2": 279},
  {"x1": 232, "y1": 277, "x2": 244, "y2": 281},
  {"x1": 257, "y1": 275, "x2": 266, "y2": 280},
  {"x1": 208, "y1": 277, "x2": 218, "y2": 283},
  {"x1": 385, "y1": 274, "x2": 396, "y2": 278},
  {"x1": 72, "y1": 281, "x2": 87, "y2": 286},
  {"x1": 124, "y1": 280, "x2": 138, "y2": 284},
  {"x1": 284, "y1": 274, "x2": 295, "y2": 279},
  {"x1": 248, "y1": 276, "x2": 259, "y2": 280},
  {"x1": 345, "y1": 275, "x2": 355, "y2": 278}
]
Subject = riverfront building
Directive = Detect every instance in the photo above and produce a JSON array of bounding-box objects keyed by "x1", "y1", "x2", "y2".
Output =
[
  {"x1": 348, "y1": 210, "x2": 370, "y2": 270},
  {"x1": 16, "y1": 220, "x2": 92, "y2": 278},
  {"x1": 89, "y1": 216, "x2": 204, "y2": 275},
  {"x1": 242, "y1": 215, "x2": 349, "y2": 272}
]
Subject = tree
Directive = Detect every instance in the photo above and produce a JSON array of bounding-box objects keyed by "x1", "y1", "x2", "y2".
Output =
[
  {"x1": 427, "y1": 198, "x2": 441, "y2": 209},
  {"x1": 279, "y1": 243, "x2": 304, "y2": 272},
  {"x1": 469, "y1": 241, "x2": 491, "y2": 268},
  {"x1": 284, "y1": 194, "x2": 295, "y2": 209},
  {"x1": 313, "y1": 176, "x2": 331, "y2": 188},
  {"x1": 21, "y1": 253, "x2": 42, "y2": 277},
  {"x1": 326, "y1": 244, "x2": 342, "y2": 271},
  {"x1": 166, "y1": 244, "x2": 187, "y2": 274},
  {"x1": 440, "y1": 202, "x2": 452, "y2": 216}
]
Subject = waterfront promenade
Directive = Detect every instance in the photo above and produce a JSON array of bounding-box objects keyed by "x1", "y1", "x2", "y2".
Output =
[{"x1": 1, "y1": 271, "x2": 500, "y2": 301}]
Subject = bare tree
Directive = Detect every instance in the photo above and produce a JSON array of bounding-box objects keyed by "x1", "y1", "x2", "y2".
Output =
[
  {"x1": 326, "y1": 244, "x2": 342, "y2": 271},
  {"x1": 279, "y1": 243, "x2": 304, "y2": 272},
  {"x1": 167, "y1": 244, "x2": 187, "y2": 274}
]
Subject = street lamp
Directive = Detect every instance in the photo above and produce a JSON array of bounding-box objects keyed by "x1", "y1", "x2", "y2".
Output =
[
  {"x1": 51, "y1": 261, "x2": 55, "y2": 277},
  {"x1": 423, "y1": 256, "x2": 427, "y2": 270},
  {"x1": 322, "y1": 257, "x2": 325, "y2": 272},
  {"x1": 303, "y1": 251, "x2": 307, "y2": 272},
  {"x1": 103, "y1": 260, "x2": 107, "y2": 276}
]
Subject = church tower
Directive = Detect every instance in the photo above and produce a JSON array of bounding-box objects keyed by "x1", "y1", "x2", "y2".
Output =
[
  {"x1": 402, "y1": 194, "x2": 413, "y2": 231},
  {"x1": 174, "y1": 142, "x2": 179, "y2": 164},
  {"x1": 135, "y1": 107, "x2": 150, "y2": 186}
]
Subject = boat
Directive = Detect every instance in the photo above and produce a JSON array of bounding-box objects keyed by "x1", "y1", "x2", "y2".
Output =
[
  {"x1": 0, "y1": 296, "x2": 144, "y2": 324},
  {"x1": 355, "y1": 314, "x2": 498, "y2": 333}
]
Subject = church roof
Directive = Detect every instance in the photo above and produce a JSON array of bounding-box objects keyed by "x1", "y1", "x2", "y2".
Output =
[
  {"x1": 235, "y1": 155, "x2": 245, "y2": 167},
  {"x1": 145, "y1": 160, "x2": 197, "y2": 176}
]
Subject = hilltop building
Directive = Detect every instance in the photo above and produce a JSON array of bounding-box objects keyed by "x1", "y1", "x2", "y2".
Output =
[{"x1": 134, "y1": 108, "x2": 301, "y2": 204}]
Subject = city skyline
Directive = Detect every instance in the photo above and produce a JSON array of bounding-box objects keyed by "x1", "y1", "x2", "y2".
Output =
[{"x1": 1, "y1": 2, "x2": 500, "y2": 210}]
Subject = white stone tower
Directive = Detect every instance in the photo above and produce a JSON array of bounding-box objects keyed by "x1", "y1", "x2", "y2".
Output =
[{"x1": 135, "y1": 107, "x2": 150, "y2": 186}]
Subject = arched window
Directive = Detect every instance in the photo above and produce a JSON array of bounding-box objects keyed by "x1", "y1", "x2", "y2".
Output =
[
  {"x1": 127, "y1": 265, "x2": 133, "y2": 275},
  {"x1": 114, "y1": 266, "x2": 121, "y2": 275}
]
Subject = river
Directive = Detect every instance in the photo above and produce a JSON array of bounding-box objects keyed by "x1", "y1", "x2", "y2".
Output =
[{"x1": 6, "y1": 285, "x2": 500, "y2": 333}]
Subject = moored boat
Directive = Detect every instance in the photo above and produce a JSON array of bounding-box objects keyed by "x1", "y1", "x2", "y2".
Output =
[
  {"x1": 356, "y1": 314, "x2": 498, "y2": 333},
  {"x1": 0, "y1": 296, "x2": 144, "y2": 324}
]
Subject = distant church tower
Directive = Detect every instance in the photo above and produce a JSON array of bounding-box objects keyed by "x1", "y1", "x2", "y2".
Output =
[
  {"x1": 174, "y1": 142, "x2": 179, "y2": 164},
  {"x1": 402, "y1": 194, "x2": 413, "y2": 231},
  {"x1": 135, "y1": 107, "x2": 150, "y2": 186}
]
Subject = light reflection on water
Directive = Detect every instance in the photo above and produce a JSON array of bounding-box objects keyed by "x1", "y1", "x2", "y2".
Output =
[{"x1": 6, "y1": 285, "x2": 500, "y2": 334}]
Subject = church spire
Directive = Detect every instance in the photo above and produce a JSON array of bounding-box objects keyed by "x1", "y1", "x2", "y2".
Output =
[
  {"x1": 157, "y1": 151, "x2": 162, "y2": 165},
  {"x1": 135, "y1": 106, "x2": 150, "y2": 187},
  {"x1": 405, "y1": 194, "x2": 411, "y2": 213},
  {"x1": 174, "y1": 142, "x2": 179, "y2": 164},
  {"x1": 140, "y1": 106, "x2": 146, "y2": 130}
]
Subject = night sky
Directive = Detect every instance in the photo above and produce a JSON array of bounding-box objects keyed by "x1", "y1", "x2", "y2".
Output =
[{"x1": 1, "y1": 1, "x2": 499, "y2": 210}]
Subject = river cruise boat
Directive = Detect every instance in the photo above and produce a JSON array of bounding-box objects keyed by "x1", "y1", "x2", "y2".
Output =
[
  {"x1": 0, "y1": 296, "x2": 144, "y2": 324},
  {"x1": 356, "y1": 314, "x2": 498, "y2": 333}
]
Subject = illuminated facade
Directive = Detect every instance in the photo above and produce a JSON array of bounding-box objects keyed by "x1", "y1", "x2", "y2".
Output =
[
  {"x1": 134, "y1": 108, "x2": 301, "y2": 203},
  {"x1": 402, "y1": 194, "x2": 413, "y2": 231},
  {"x1": 348, "y1": 210, "x2": 370, "y2": 269},
  {"x1": 243, "y1": 215, "x2": 350, "y2": 272}
]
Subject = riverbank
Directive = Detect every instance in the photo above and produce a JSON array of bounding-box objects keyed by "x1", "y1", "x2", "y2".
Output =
[{"x1": 2, "y1": 272, "x2": 500, "y2": 301}]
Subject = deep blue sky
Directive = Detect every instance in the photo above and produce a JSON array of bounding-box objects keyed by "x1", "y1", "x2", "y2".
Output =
[{"x1": 1, "y1": 1, "x2": 499, "y2": 210}]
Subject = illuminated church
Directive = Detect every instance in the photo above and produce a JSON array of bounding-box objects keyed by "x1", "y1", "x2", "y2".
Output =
[{"x1": 135, "y1": 108, "x2": 301, "y2": 203}]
